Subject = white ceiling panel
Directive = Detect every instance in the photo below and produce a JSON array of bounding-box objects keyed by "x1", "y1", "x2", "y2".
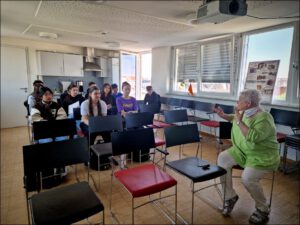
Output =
[{"x1": 1, "y1": 0, "x2": 299, "y2": 52}]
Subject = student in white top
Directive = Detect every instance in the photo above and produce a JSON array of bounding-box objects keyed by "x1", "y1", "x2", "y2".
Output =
[{"x1": 80, "y1": 86, "x2": 108, "y2": 144}]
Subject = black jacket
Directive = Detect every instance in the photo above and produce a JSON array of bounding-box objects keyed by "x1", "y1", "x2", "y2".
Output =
[
  {"x1": 62, "y1": 94, "x2": 85, "y2": 114},
  {"x1": 101, "y1": 92, "x2": 117, "y2": 115},
  {"x1": 144, "y1": 91, "x2": 161, "y2": 107}
]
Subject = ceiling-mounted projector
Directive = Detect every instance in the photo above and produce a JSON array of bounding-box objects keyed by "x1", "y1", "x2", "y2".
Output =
[{"x1": 190, "y1": 0, "x2": 247, "y2": 24}]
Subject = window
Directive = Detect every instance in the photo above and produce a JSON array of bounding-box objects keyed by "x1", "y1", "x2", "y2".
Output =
[
  {"x1": 173, "y1": 36, "x2": 234, "y2": 96},
  {"x1": 140, "y1": 52, "x2": 152, "y2": 99},
  {"x1": 121, "y1": 53, "x2": 136, "y2": 97},
  {"x1": 200, "y1": 40, "x2": 232, "y2": 93},
  {"x1": 241, "y1": 26, "x2": 294, "y2": 103}
]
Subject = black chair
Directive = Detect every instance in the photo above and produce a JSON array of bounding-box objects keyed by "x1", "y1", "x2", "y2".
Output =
[
  {"x1": 217, "y1": 121, "x2": 233, "y2": 153},
  {"x1": 270, "y1": 108, "x2": 300, "y2": 172},
  {"x1": 32, "y1": 119, "x2": 77, "y2": 142},
  {"x1": 125, "y1": 112, "x2": 166, "y2": 162},
  {"x1": 188, "y1": 101, "x2": 212, "y2": 123},
  {"x1": 164, "y1": 109, "x2": 188, "y2": 124},
  {"x1": 139, "y1": 103, "x2": 161, "y2": 115},
  {"x1": 282, "y1": 134, "x2": 300, "y2": 173},
  {"x1": 89, "y1": 115, "x2": 123, "y2": 191},
  {"x1": 200, "y1": 104, "x2": 234, "y2": 143},
  {"x1": 164, "y1": 124, "x2": 227, "y2": 224},
  {"x1": 23, "y1": 138, "x2": 105, "y2": 225},
  {"x1": 109, "y1": 128, "x2": 177, "y2": 225}
]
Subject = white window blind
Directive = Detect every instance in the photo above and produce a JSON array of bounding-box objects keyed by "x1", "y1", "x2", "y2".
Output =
[
  {"x1": 200, "y1": 40, "x2": 232, "y2": 83},
  {"x1": 175, "y1": 43, "x2": 199, "y2": 82}
]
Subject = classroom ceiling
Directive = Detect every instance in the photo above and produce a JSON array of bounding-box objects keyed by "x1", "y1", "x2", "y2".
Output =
[{"x1": 1, "y1": 0, "x2": 299, "y2": 52}]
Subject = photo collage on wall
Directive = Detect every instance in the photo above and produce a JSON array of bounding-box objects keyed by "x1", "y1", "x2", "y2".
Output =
[{"x1": 244, "y1": 60, "x2": 280, "y2": 103}]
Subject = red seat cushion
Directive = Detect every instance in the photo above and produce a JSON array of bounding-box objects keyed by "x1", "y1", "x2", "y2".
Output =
[
  {"x1": 114, "y1": 164, "x2": 177, "y2": 198},
  {"x1": 277, "y1": 132, "x2": 286, "y2": 143},
  {"x1": 200, "y1": 120, "x2": 220, "y2": 128},
  {"x1": 155, "y1": 137, "x2": 165, "y2": 147},
  {"x1": 153, "y1": 120, "x2": 173, "y2": 128}
]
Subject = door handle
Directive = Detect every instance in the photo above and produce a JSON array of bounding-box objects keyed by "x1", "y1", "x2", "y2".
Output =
[{"x1": 20, "y1": 87, "x2": 28, "y2": 93}]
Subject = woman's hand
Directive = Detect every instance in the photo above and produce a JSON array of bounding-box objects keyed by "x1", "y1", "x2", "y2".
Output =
[
  {"x1": 214, "y1": 106, "x2": 224, "y2": 117},
  {"x1": 235, "y1": 107, "x2": 244, "y2": 123},
  {"x1": 107, "y1": 104, "x2": 112, "y2": 110}
]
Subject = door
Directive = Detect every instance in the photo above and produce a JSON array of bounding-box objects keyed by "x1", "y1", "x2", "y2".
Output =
[{"x1": 1, "y1": 46, "x2": 29, "y2": 128}]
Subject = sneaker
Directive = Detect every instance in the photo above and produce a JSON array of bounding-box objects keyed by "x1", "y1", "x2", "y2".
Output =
[
  {"x1": 249, "y1": 209, "x2": 269, "y2": 225},
  {"x1": 222, "y1": 195, "x2": 239, "y2": 216}
]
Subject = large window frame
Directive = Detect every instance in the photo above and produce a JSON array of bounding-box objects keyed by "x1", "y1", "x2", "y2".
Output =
[
  {"x1": 171, "y1": 34, "x2": 238, "y2": 99},
  {"x1": 239, "y1": 22, "x2": 299, "y2": 107}
]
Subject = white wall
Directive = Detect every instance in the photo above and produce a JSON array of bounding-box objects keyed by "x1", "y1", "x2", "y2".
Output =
[{"x1": 151, "y1": 46, "x2": 172, "y2": 95}]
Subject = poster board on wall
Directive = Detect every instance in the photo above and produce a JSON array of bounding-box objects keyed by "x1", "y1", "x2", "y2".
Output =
[{"x1": 244, "y1": 60, "x2": 280, "y2": 103}]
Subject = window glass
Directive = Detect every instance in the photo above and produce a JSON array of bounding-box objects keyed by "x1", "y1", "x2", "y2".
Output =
[
  {"x1": 121, "y1": 53, "x2": 136, "y2": 97},
  {"x1": 141, "y1": 52, "x2": 152, "y2": 99},
  {"x1": 243, "y1": 27, "x2": 294, "y2": 101}
]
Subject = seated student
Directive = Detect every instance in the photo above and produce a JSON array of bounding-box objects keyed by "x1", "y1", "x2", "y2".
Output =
[
  {"x1": 27, "y1": 80, "x2": 44, "y2": 113},
  {"x1": 62, "y1": 83, "x2": 85, "y2": 116},
  {"x1": 84, "y1": 81, "x2": 97, "y2": 99},
  {"x1": 31, "y1": 86, "x2": 67, "y2": 122},
  {"x1": 101, "y1": 83, "x2": 117, "y2": 115},
  {"x1": 111, "y1": 83, "x2": 123, "y2": 99},
  {"x1": 116, "y1": 81, "x2": 138, "y2": 117},
  {"x1": 31, "y1": 86, "x2": 68, "y2": 144},
  {"x1": 216, "y1": 89, "x2": 279, "y2": 225},
  {"x1": 144, "y1": 85, "x2": 161, "y2": 108},
  {"x1": 80, "y1": 86, "x2": 109, "y2": 144},
  {"x1": 116, "y1": 82, "x2": 140, "y2": 166}
]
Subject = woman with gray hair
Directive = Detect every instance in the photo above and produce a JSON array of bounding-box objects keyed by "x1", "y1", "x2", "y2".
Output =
[{"x1": 215, "y1": 89, "x2": 279, "y2": 225}]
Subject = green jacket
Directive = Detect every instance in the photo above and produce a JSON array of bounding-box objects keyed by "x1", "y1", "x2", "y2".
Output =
[{"x1": 228, "y1": 111, "x2": 280, "y2": 170}]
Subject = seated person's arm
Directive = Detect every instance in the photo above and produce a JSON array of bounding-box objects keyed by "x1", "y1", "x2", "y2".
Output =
[
  {"x1": 30, "y1": 108, "x2": 44, "y2": 122},
  {"x1": 82, "y1": 115, "x2": 89, "y2": 126},
  {"x1": 214, "y1": 107, "x2": 234, "y2": 122},
  {"x1": 56, "y1": 107, "x2": 67, "y2": 120}
]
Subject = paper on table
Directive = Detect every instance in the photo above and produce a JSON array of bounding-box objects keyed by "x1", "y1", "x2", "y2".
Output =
[{"x1": 68, "y1": 101, "x2": 80, "y2": 115}]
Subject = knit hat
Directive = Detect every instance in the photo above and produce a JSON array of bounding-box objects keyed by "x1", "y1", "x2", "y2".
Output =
[{"x1": 39, "y1": 86, "x2": 53, "y2": 97}]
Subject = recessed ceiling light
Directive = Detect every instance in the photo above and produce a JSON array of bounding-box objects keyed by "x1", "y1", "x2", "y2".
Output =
[{"x1": 39, "y1": 32, "x2": 58, "y2": 39}]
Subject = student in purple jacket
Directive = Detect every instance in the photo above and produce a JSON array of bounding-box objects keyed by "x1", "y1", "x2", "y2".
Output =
[
  {"x1": 116, "y1": 81, "x2": 139, "y2": 168},
  {"x1": 116, "y1": 81, "x2": 138, "y2": 117}
]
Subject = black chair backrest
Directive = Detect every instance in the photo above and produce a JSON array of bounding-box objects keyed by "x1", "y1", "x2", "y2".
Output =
[
  {"x1": 33, "y1": 119, "x2": 77, "y2": 141},
  {"x1": 164, "y1": 109, "x2": 188, "y2": 123},
  {"x1": 24, "y1": 99, "x2": 30, "y2": 116},
  {"x1": 160, "y1": 96, "x2": 168, "y2": 105},
  {"x1": 89, "y1": 114, "x2": 123, "y2": 135},
  {"x1": 168, "y1": 98, "x2": 182, "y2": 107},
  {"x1": 23, "y1": 138, "x2": 89, "y2": 178},
  {"x1": 194, "y1": 101, "x2": 213, "y2": 112},
  {"x1": 181, "y1": 99, "x2": 194, "y2": 109},
  {"x1": 270, "y1": 108, "x2": 300, "y2": 127},
  {"x1": 164, "y1": 124, "x2": 200, "y2": 148},
  {"x1": 111, "y1": 128, "x2": 155, "y2": 156},
  {"x1": 219, "y1": 121, "x2": 232, "y2": 139},
  {"x1": 215, "y1": 104, "x2": 234, "y2": 114},
  {"x1": 139, "y1": 103, "x2": 161, "y2": 114},
  {"x1": 73, "y1": 108, "x2": 81, "y2": 120},
  {"x1": 125, "y1": 112, "x2": 154, "y2": 129}
]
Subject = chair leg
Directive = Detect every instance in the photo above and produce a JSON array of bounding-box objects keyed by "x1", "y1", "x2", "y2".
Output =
[
  {"x1": 132, "y1": 197, "x2": 134, "y2": 225},
  {"x1": 269, "y1": 171, "x2": 275, "y2": 208},
  {"x1": 25, "y1": 192, "x2": 31, "y2": 225},
  {"x1": 175, "y1": 185, "x2": 177, "y2": 225},
  {"x1": 98, "y1": 156, "x2": 101, "y2": 191},
  {"x1": 191, "y1": 182, "x2": 195, "y2": 225},
  {"x1": 102, "y1": 210, "x2": 105, "y2": 225}
]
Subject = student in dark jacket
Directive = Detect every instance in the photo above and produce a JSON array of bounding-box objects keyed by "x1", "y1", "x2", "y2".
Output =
[
  {"x1": 144, "y1": 86, "x2": 161, "y2": 108},
  {"x1": 62, "y1": 83, "x2": 85, "y2": 115},
  {"x1": 31, "y1": 86, "x2": 67, "y2": 122},
  {"x1": 101, "y1": 83, "x2": 117, "y2": 115}
]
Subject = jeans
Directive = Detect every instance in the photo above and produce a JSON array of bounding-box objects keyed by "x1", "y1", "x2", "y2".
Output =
[{"x1": 218, "y1": 150, "x2": 270, "y2": 213}]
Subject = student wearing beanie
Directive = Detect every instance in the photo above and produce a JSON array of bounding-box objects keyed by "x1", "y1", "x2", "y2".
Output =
[{"x1": 31, "y1": 86, "x2": 67, "y2": 122}]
